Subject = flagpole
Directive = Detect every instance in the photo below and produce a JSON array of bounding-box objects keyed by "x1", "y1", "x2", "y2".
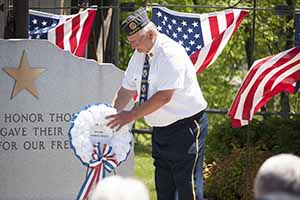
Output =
[
  {"x1": 111, "y1": 0, "x2": 119, "y2": 66},
  {"x1": 248, "y1": 2, "x2": 256, "y2": 69},
  {"x1": 244, "y1": 0, "x2": 256, "y2": 199},
  {"x1": 280, "y1": 1, "x2": 295, "y2": 118},
  {"x1": 13, "y1": 0, "x2": 28, "y2": 38}
]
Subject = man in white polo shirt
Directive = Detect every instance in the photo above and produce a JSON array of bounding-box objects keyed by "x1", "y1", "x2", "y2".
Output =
[{"x1": 106, "y1": 7, "x2": 208, "y2": 200}]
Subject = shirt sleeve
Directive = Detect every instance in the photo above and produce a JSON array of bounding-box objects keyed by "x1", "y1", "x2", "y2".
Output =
[
  {"x1": 122, "y1": 68, "x2": 136, "y2": 90},
  {"x1": 122, "y1": 52, "x2": 138, "y2": 91},
  {"x1": 157, "y1": 55, "x2": 185, "y2": 91}
]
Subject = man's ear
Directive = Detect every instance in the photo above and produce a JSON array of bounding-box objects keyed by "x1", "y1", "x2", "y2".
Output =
[{"x1": 148, "y1": 30, "x2": 154, "y2": 40}]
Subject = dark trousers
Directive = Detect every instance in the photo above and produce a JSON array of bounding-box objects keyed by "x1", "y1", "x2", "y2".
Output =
[{"x1": 152, "y1": 111, "x2": 208, "y2": 200}]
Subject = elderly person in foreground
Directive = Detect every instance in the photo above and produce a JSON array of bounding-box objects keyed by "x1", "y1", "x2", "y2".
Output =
[
  {"x1": 254, "y1": 153, "x2": 300, "y2": 200},
  {"x1": 90, "y1": 176, "x2": 149, "y2": 200}
]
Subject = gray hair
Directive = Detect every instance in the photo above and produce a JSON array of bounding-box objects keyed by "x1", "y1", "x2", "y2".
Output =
[
  {"x1": 90, "y1": 176, "x2": 150, "y2": 200},
  {"x1": 254, "y1": 154, "x2": 300, "y2": 199},
  {"x1": 136, "y1": 21, "x2": 158, "y2": 37},
  {"x1": 257, "y1": 192, "x2": 300, "y2": 200}
]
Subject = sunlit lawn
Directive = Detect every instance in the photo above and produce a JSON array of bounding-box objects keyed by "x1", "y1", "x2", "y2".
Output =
[{"x1": 134, "y1": 134, "x2": 157, "y2": 200}]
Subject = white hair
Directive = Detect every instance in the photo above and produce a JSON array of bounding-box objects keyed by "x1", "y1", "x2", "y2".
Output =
[
  {"x1": 254, "y1": 154, "x2": 300, "y2": 199},
  {"x1": 90, "y1": 176, "x2": 150, "y2": 200},
  {"x1": 136, "y1": 22, "x2": 158, "y2": 37},
  {"x1": 257, "y1": 192, "x2": 300, "y2": 200}
]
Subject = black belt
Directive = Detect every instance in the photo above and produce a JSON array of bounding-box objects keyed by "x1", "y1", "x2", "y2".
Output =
[{"x1": 154, "y1": 110, "x2": 205, "y2": 130}]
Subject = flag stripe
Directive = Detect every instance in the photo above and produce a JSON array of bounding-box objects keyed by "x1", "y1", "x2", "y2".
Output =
[
  {"x1": 56, "y1": 24, "x2": 64, "y2": 49},
  {"x1": 197, "y1": 31, "x2": 223, "y2": 73},
  {"x1": 240, "y1": 48, "x2": 299, "y2": 119},
  {"x1": 228, "y1": 55, "x2": 278, "y2": 118},
  {"x1": 271, "y1": 60, "x2": 300, "y2": 91},
  {"x1": 196, "y1": 10, "x2": 240, "y2": 74},
  {"x1": 209, "y1": 16, "x2": 219, "y2": 40},
  {"x1": 200, "y1": 13, "x2": 212, "y2": 46},
  {"x1": 218, "y1": 13, "x2": 227, "y2": 32},
  {"x1": 228, "y1": 47, "x2": 300, "y2": 128},
  {"x1": 29, "y1": 8, "x2": 96, "y2": 57},
  {"x1": 75, "y1": 9, "x2": 96, "y2": 56},
  {"x1": 254, "y1": 64, "x2": 300, "y2": 116},
  {"x1": 232, "y1": 11, "x2": 249, "y2": 34},
  {"x1": 235, "y1": 50, "x2": 294, "y2": 120},
  {"x1": 245, "y1": 57, "x2": 293, "y2": 118},
  {"x1": 206, "y1": 11, "x2": 249, "y2": 73},
  {"x1": 69, "y1": 14, "x2": 81, "y2": 53},
  {"x1": 75, "y1": 13, "x2": 85, "y2": 54},
  {"x1": 226, "y1": 12, "x2": 234, "y2": 28},
  {"x1": 63, "y1": 18, "x2": 72, "y2": 51},
  {"x1": 194, "y1": 10, "x2": 248, "y2": 73},
  {"x1": 48, "y1": 29, "x2": 56, "y2": 44}
]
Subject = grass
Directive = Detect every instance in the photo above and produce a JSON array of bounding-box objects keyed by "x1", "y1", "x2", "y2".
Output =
[{"x1": 134, "y1": 134, "x2": 157, "y2": 200}]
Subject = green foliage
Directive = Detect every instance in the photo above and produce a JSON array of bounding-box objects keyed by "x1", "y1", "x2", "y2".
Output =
[
  {"x1": 204, "y1": 116, "x2": 300, "y2": 199},
  {"x1": 206, "y1": 115, "x2": 300, "y2": 162},
  {"x1": 133, "y1": 120, "x2": 156, "y2": 200},
  {"x1": 204, "y1": 147, "x2": 271, "y2": 200},
  {"x1": 134, "y1": 133, "x2": 156, "y2": 200}
]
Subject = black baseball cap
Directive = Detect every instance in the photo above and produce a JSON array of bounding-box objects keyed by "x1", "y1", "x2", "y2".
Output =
[{"x1": 121, "y1": 7, "x2": 150, "y2": 36}]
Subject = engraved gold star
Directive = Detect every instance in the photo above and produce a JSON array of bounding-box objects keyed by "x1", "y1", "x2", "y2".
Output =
[{"x1": 3, "y1": 50, "x2": 46, "y2": 99}]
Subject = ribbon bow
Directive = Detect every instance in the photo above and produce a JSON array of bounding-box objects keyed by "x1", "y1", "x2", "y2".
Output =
[{"x1": 76, "y1": 143, "x2": 118, "y2": 200}]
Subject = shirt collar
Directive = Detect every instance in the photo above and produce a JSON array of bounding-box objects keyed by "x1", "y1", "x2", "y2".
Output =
[{"x1": 147, "y1": 33, "x2": 161, "y2": 58}]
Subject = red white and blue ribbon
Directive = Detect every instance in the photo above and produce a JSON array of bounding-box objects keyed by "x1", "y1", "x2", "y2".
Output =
[
  {"x1": 69, "y1": 103, "x2": 132, "y2": 199},
  {"x1": 76, "y1": 143, "x2": 118, "y2": 200}
]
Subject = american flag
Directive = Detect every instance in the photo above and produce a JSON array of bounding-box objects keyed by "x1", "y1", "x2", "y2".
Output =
[
  {"x1": 152, "y1": 7, "x2": 248, "y2": 74},
  {"x1": 296, "y1": 10, "x2": 300, "y2": 46},
  {"x1": 29, "y1": 8, "x2": 96, "y2": 57},
  {"x1": 228, "y1": 47, "x2": 300, "y2": 128}
]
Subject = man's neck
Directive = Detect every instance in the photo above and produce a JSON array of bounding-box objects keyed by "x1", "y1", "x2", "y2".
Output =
[{"x1": 145, "y1": 33, "x2": 158, "y2": 53}]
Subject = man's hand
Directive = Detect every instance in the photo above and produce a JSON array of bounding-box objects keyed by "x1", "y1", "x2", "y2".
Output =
[
  {"x1": 107, "y1": 89, "x2": 175, "y2": 131},
  {"x1": 106, "y1": 111, "x2": 135, "y2": 131}
]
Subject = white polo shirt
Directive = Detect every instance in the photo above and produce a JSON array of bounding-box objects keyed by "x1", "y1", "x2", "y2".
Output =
[{"x1": 122, "y1": 33, "x2": 207, "y2": 127}]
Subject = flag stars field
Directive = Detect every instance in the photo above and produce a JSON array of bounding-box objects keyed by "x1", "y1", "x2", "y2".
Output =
[
  {"x1": 41, "y1": 21, "x2": 47, "y2": 26},
  {"x1": 156, "y1": 11, "x2": 162, "y2": 17},
  {"x1": 152, "y1": 6, "x2": 248, "y2": 74}
]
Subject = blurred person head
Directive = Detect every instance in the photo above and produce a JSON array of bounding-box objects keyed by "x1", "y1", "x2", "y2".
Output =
[
  {"x1": 90, "y1": 175, "x2": 150, "y2": 200},
  {"x1": 254, "y1": 153, "x2": 300, "y2": 200},
  {"x1": 256, "y1": 192, "x2": 300, "y2": 200}
]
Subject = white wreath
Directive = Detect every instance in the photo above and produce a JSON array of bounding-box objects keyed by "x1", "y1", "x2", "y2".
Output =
[{"x1": 69, "y1": 103, "x2": 132, "y2": 166}]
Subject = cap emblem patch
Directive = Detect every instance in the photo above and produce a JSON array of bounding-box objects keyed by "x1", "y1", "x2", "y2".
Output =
[{"x1": 129, "y1": 22, "x2": 137, "y2": 30}]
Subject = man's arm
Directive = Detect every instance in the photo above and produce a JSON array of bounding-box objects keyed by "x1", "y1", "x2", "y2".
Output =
[
  {"x1": 130, "y1": 89, "x2": 174, "y2": 120},
  {"x1": 112, "y1": 86, "x2": 136, "y2": 111},
  {"x1": 106, "y1": 89, "x2": 175, "y2": 130}
]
